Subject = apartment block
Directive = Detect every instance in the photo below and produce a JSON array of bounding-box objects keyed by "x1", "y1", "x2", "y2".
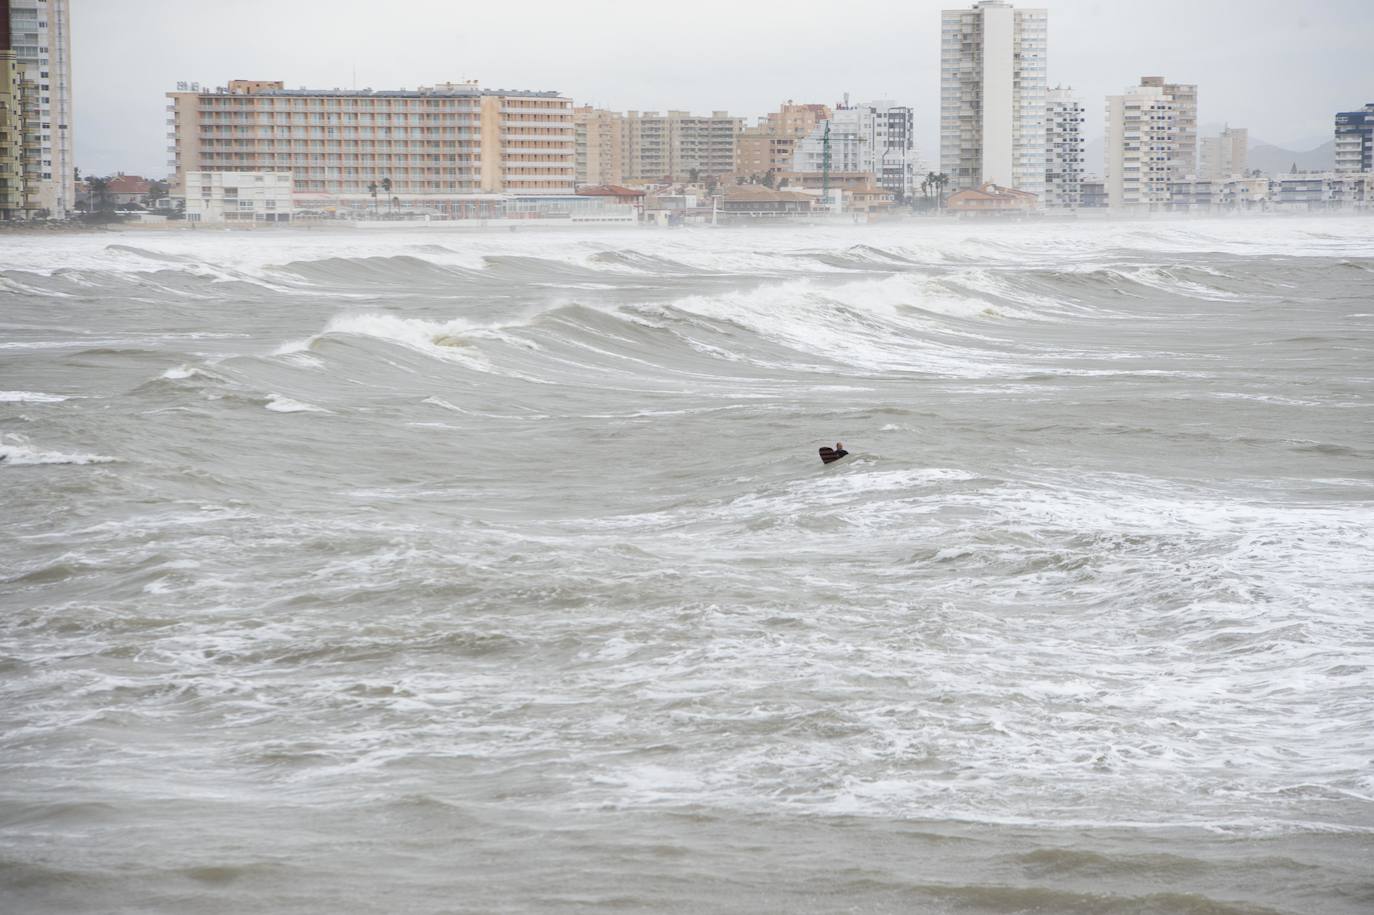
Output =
[
  {"x1": 1105, "y1": 81, "x2": 1178, "y2": 211},
  {"x1": 1334, "y1": 103, "x2": 1373, "y2": 173},
  {"x1": 5, "y1": 0, "x2": 72, "y2": 217},
  {"x1": 1199, "y1": 126, "x2": 1248, "y2": 179},
  {"x1": 791, "y1": 100, "x2": 919, "y2": 200},
  {"x1": 940, "y1": 1, "x2": 1047, "y2": 197},
  {"x1": 573, "y1": 106, "x2": 625, "y2": 187},
  {"x1": 1043, "y1": 86, "x2": 1084, "y2": 208},
  {"x1": 1140, "y1": 76, "x2": 1197, "y2": 179},
  {"x1": 1169, "y1": 174, "x2": 1269, "y2": 211},
  {"x1": 621, "y1": 110, "x2": 742, "y2": 184},
  {"x1": 167, "y1": 79, "x2": 575, "y2": 213},
  {"x1": 736, "y1": 101, "x2": 830, "y2": 181},
  {"x1": 1, "y1": 11, "x2": 26, "y2": 218}
]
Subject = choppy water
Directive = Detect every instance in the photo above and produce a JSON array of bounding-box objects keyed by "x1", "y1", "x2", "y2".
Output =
[{"x1": 2, "y1": 218, "x2": 1373, "y2": 914}]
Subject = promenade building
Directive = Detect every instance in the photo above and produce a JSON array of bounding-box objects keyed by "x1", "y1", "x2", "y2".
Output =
[
  {"x1": 620, "y1": 109, "x2": 742, "y2": 184},
  {"x1": 1043, "y1": 86, "x2": 1084, "y2": 208},
  {"x1": 940, "y1": 1, "x2": 1047, "y2": 197},
  {"x1": 1105, "y1": 81, "x2": 1178, "y2": 211},
  {"x1": 1199, "y1": 126, "x2": 1248, "y2": 179},
  {"x1": 5, "y1": 0, "x2": 73, "y2": 217},
  {"x1": 184, "y1": 171, "x2": 293, "y2": 224},
  {"x1": 573, "y1": 106, "x2": 625, "y2": 187},
  {"x1": 1334, "y1": 103, "x2": 1373, "y2": 173},
  {"x1": 167, "y1": 79, "x2": 576, "y2": 215},
  {"x1": 736, "y1": 101, "x2": 830, "y2": 182},
  {"x1": 1140, "y1": 76, "x2": 1197, "y2": 179},
  {"x1": 791, "y1": 99, "x2": 918, "y2": 200}
]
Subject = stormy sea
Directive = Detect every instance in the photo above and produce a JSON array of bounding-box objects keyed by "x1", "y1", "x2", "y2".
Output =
[{"x1": 2, "y1": 218, "x2": 1372, "y2": 914}]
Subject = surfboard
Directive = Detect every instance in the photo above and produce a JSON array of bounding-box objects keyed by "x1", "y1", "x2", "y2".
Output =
[{"x1": 819, "y1": 447, "x2": 848, "y2": 465}]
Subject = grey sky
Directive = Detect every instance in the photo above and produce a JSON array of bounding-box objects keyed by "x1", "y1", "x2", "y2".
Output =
[{"x1": 74, "y1": 0, "x2": 1373, "y2": 178}]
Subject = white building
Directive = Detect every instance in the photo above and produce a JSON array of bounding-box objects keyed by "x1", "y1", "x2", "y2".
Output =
[
  {"x1": 1200, "y1": 126, "x2": 1248, "y2": 179},
  {"x1": 791, "y1": 99, "x2": 919, "y2": 200},
  {"x1": 1105, "y1": 82, "x2": 1178, "y2": 211},
  {"x1": 6, "y1": 0, "x2": 73, "y2": 217},
  {"x1": 1044, "y1": 86, "x2": 1084, "y2": 208},
  {"x1": 940, "y1": 1, "x2": 1047, "y2": 197},
  {"x1": 185, "y1": 171, "x2": 293, "y2": 224}
]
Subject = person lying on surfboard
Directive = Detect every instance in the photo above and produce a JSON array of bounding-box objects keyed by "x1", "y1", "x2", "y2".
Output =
[{"x1": 819, "y1": 442, "x2": 848, "y2": 465}]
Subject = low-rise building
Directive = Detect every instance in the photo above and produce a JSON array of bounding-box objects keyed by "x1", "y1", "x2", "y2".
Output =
[
  {"x1": 719, "y1": 184, "x2": 813, "y2": 218},
  {"x1": 945, "y1": 182, "x2": 1039, "y2": 215},
  {"x1": 185, "y1": 170, "x2": 293, "y2": 224},
  {"x1": 1169, "y1": 175, "x2": 1270, "y2": 212},
  {"x1": 1274, "y1": 171, "x2": 1372, "y2": 210}
]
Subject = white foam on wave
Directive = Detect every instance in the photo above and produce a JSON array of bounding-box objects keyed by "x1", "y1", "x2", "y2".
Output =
[
  {"x1": 264, "y1": 393, "x2": 330, "y2": 414},
  {"x1": 0, "y1": 434, "x2": 116, "y2": 465},
  {"x1": 0, "y1": 391, "x2": 69, "y2": 403}
]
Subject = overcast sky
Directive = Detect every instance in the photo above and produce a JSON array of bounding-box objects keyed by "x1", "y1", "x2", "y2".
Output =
[{"x1": 73, "y1": 0, "x2": 1372, "y2": 178}]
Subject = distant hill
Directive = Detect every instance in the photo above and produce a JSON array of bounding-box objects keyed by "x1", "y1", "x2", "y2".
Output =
[{"x1": 1247, "y1": 139, "x2": 1334, "y2": 175}]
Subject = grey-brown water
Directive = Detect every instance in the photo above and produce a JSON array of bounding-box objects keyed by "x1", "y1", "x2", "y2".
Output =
[{"x1": 2, "y1": 218, "x2": 1372, "y2": 913}]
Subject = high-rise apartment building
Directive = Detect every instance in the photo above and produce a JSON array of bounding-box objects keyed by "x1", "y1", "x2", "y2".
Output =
[
  {"x1": 5, "y1": 0, "x2": 72, "y2": 217},
  {"x1": 940, "y1": 1, "x2": 1047, "y2": 197},
  {"x1": 1140, "y1": 76, "x2": 1197, "y2": 179},
  {"x1": 573, "y1": 106, "x2": 625, "y2": 187},
  {"x1": 791, "y1": 99, "x2": 919, "y2": 200},
  {"x1": 167, "y1": 80, "x2": 575, "y2": 212},
  {"x1": 621, "y1": 110, "x2": 742, "y2": 184},
  {"x1": 1199, "y1": 126, "x2": 1248, "y2": 179},
  {"x1": 1043, "y1": 86, "x2": 1084, "y2": 208},
  {"x1": 1, "y1": 8, "x2": 28, "y2": 219},
  {"x1": 736, "y1": 101, "x2": 830, "y2": 181},
  {"x1": 1105, "y1": 81, "x2": 1178, "y2": 210},
  {"x1": 1334, "y1": 103, "x2": 1373, "y2": 173}
]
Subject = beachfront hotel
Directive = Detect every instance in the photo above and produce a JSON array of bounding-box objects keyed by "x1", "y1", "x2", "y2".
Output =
[
  {"x1": 939, "y1": 1, "x2": 1047, "y2": 197},
  {"x1": 166, "y1": 79, "x2": 575, "y2": 216}
]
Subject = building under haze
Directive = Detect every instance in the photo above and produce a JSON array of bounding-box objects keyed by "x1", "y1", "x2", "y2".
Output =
[
  {"x1": 1104, "y1": 81, "x2": 1178, "y2": 211},
  {"x1": 620, "y1": 109, "x2": 742, "y2": 185},
  {"x1": 4, "y1": 0, "x2": 73, "y2": 218},
  {"x1": 166, "y1": 79, "x2": 576, "y2": 214},
  {"x1": 1140, "y1": 76, "x2": 1197, "y2": 181},
  {"x1": 1334, "y1": 103, "x2": 1373, "y2": 174},
  {"x1": 1199, "y1": 126, "x2": 1248, "y2": 180},
  {"x1": 1043, "y1": 86, "x2": 1084, "y2": 209},
  {"x1": 573, "y1": 106, "x2": 625, "y2": 187},
  {"x1": 791, "y1": 99, "x2": 918, "y2": 201},
  {"x1": 735, "y1": 101, "x2": 831, "y2": 183},
  {"x1": 939, "y1": 1, "x2": 1047, "y2": 198}
]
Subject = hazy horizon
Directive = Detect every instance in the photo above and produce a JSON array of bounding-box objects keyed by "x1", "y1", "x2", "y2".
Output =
[{"x1": 65, "y1": 0, "x2": 1374, "y2": 178}]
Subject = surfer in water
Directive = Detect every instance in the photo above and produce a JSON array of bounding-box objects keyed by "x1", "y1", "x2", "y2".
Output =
[{"x1": 818, "y1": 442, "x2": 848, "y2": 465}]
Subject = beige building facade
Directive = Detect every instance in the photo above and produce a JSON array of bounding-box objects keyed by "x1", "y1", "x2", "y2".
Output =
[
  {"x1": 573, "y1": 106, "x2": 625, "y2": 187},
  {"x1": 167, "y1": 79, "x2": 575, "y2": 214},
  {"x1": 6, "y1": 0, "x2": 73, "y2": 217},
  {"x1": 736, "y1": 101, "x2": 830, "y2": 181},
  {"x1": 1199, "y1": 126, "x2": 1248, "y2": 179},
  {"x1": 621, "y1": 109, "x2": 742, "y2": 184}
]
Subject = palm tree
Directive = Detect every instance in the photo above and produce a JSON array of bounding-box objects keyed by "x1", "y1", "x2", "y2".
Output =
[
  {"x1": 368, "y1": 180, "x2": 379, "y2": 216},
  {"x1": 88, "y1": 176, "x2": 110, "y2": 212},
  {"x1": 381, "y1": 177, "x2": 393, "y2": 214},
  {"x1": 933, "y1": 173, "x2": 951, "y2": 210}
]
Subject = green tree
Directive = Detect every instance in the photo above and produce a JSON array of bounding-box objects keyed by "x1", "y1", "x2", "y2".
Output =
[
  {"x1": 368, "y1": 180, "x2": 379, "y2": 215},
  {"x1": 381, "y1": 176, "x2": 393, "y2": 213},
  {"x1": 88, "y1": 176, "x2": 111, "y2": 211}
]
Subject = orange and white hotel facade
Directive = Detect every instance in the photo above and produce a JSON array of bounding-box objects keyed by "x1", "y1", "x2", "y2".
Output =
[{"x1": 166, "y1": 80, "x2": 575, "y2": 216}]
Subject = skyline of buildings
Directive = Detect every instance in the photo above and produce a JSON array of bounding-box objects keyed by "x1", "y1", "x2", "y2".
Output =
[{"x1": 1, "y1": 0, "x2": 1370, "y2": 220}]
